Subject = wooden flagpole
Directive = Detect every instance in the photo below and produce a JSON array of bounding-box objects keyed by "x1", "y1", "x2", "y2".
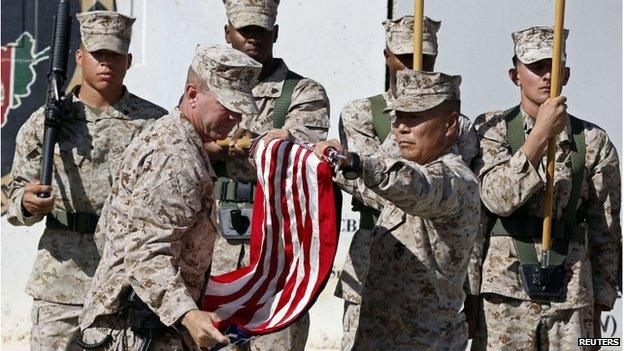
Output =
[
  {"x1": 413, "y1": 0, "x2": 424, "y2": 70},
  {"x1": 541, "y1": 0, "x2": 566, "y2": 265}
]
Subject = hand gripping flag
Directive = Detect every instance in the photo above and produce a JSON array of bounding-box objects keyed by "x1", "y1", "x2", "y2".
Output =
[{"x1": 203, "y1": 139, "x2": 341, "y2": 348}]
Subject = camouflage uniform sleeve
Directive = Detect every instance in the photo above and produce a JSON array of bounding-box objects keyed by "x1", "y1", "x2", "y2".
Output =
[
  {"x1": 585, "y1": 129, "x2": 621, "y2": 309},
  {"x1": 332, "y1": 99, "x2": 389, "y2": 210},
  {"x1": 6, "y1": 107, "x2": 46, "y2": 226},
  {"x1": 359, "y1": 156, "x2": 468, "y2": 220},
  {"x1": 464, "y1": 212, "x2": 488, "y2": 295},
  {"x1": 457, "y1": 114, "x2": 479, "y2": 166},
  {"x1": 282, "y1": 78, "x2": 330, "y2": 143},
  {"x1": 334, "y1": 172, "x2": 388, "y2": 211},
  {"x1": 122, "y1": 157, "x2": 202, "y2": 326},
  {"x1": 473, "y1": 113, "x2": 545, "y2": 216}
]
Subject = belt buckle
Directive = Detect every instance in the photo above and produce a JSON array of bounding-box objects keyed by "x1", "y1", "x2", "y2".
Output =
[
  {"x1": 64, "y1": 212, "x2": 77, "y2": 232},
  {"x1": 236, "y1": 182, "x2": 253, "y2": 203}
]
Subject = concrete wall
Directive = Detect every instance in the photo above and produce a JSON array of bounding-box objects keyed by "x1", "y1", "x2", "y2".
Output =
[{"x1": 2, "y1": 0, "x2": 621, "y2": 348}]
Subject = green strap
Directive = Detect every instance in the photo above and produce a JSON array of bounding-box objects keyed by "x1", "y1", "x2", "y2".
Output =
[
  {"x1": 490, "y1": 107, "x2": 586, "y2": 266},
  {"x1": 367, "y1": 94, "x2": 391, "y2": 143},
  {"x1": 213, "y1": 72, "x2": 301, "y2": 200},
  {"x1": 505, "y1": 106, "x2": 524, "y2": 152},
  {"x1": 348, "y1": 94, "x2": 389, "y2": 230},
  {"x1": 272, "y1": 71, "x2": 303, "y2": 129}
]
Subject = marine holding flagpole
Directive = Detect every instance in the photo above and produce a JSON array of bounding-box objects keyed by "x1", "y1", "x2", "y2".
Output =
[{"x1": 469, "y1": 0, "x2": 622, "y2": 349}]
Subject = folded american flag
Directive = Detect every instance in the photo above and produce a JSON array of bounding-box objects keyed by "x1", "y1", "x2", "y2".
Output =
[{"x1": 203, "y1": 139, "x2": 341, "y2": 348}]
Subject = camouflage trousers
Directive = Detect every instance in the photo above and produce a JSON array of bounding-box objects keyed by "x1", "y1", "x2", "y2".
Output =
[
  {"x1": 340, "y1": 301, "x2": 360, "y2": 351},
  {"x1": 220, "y1": 312, "x2": 310, "y2": 351},
  {"x1": 30, "y1": 299, "x2": 82, "y2": 351},
  {"x1": 472, "y1": 293, "x2": 594, "y2": 351}
]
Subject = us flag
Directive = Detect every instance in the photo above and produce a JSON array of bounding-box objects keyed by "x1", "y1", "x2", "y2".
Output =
[{"x1": 203, "y1": 139, "x2": 341, "y2": 346}]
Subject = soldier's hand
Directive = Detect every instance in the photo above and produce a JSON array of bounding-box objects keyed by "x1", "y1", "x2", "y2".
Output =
[
  {"x1": 181, "y1": 309, "x2": 229, "y2": 348},
  {"x1": 263, "y1": 128, "x2": 294, "y2": 144},
  {"x1": 22, "y1": 181, "x2": 55, "y2": 216},
  {"x1": 228, "y1": 128, "x2": 255, "y2": 158},
  {"x1": 231, "y1": 127, "x2": 255, "y2": 142},
  {"x1": 204, "y1": 142, "x2": 227, "y2": 162},
  {"x1": 313, "y1": 140, "x2": 345, "y2": 162},
  {"x1": 534, "y1": 95, "x2": 568, "y2": 139}
]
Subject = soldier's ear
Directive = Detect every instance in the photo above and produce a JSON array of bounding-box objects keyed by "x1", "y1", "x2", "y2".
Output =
[
  {"x1": 224, "y1": 24, "x2": 232, "y2": 44},
  {"x1": 127, "y1": 53, "x2": 133, "y2": 70},
  {"x1": 443, "y1": 112, "x2": 460, "y2": 145},
  {"x1": 562, "y1": 66, "x2": 570, "y2": 86},
  {"x1": 508, "y1": 68, "x2": 520, "y2": 86},
  {"x1": 186, "y1": 84, "x2": 198, "y2": 107},
  {"x1": 273, "y1": 25, "x2": 279, "y2": 43},
  {"x1": 76, "y1": 48, "x2": 84, "y2": 67}
]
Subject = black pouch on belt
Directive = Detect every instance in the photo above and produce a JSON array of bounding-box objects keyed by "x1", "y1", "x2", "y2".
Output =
[{"x1": 127, "y1": 291, "x2": 170, "y2": 338}]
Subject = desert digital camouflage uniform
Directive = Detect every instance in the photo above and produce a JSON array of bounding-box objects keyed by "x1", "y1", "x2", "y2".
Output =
[
  {"x1": 78, "y1": 44, "x2": 262, "y2": 350},
  {"x1": 470, "y1": 27, "x2": 621, "y2": 351},
  {"x1": 336, "y1": 71, "x2": 480, "y2": 350},
  {"x1": 213, "y1": 1, "x2": 329, "y2": 350},
  {"x1": 5, "y1": 11, "x2": 166, "y2": 351},
  {"x1": 335, "y1": 16, "x2": 478, "y2": 350}
]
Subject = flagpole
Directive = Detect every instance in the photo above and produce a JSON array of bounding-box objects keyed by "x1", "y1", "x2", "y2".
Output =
[
  {"x1": 413, "y1": 0, "x2": 424, "y2": 70},
  {"x1": 541, "y1": 0, "x2": 566, "y2": 266}
]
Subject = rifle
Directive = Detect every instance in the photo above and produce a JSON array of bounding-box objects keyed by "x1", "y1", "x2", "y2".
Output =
[{"x1": 39, "y1": 0, "x2": 71, "y2": 198}]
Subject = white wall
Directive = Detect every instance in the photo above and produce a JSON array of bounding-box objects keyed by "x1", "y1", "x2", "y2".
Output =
[{"x1": 2, "y1": 0, "x2": 621, "y2": 349}]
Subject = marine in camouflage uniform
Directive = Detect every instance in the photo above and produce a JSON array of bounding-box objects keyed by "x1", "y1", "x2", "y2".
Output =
[
  {"x1": 470, "y1": 26, "x2": 621, "y2": 350},
  {"x1": 205, "y1": 1, "x2": 330, "y2": 350},
  {"x1": 323, "y1": 70, "x2": 480, "y2": 350},
  {"x1": 6, "y1": 11, "x2": 166, "y2": 351},
  {"x1": 78, "y1": 44, "x2": 262, "y2": 350},
  {"x1": 335, "y1": 15, "x2": 478, "y2": 350}
]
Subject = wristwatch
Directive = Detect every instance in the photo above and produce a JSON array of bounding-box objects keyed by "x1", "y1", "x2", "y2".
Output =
[{"x1": 343, "y1": 152, "x2": 361, "y2": 180}]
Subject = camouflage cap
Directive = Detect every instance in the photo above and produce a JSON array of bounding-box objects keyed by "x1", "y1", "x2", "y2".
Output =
[
  {"x1": 383, "y1": 16, "x2": 441, "y2": 56},
  {"x1": 191, "y1": 44, "x2": 262, "y2": 115},
  {"x1": 223, "y1": 0, "x2": 279, "y2": 31},
  {"x1": 512, "y1": 26, "x2": 569, "y2": 64},
  {"x1": 385, "y1": 70, "x2": 461, "y2": 113},
  {"x1": 76, "y1": 11, "x2": 135, "y2": 55}
]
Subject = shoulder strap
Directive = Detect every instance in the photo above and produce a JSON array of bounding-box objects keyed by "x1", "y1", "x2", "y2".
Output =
[
  {"x1": 367, "y1": 94, "x2": 391, "y2": 142},
  {"x1": 500, "y1": 110, "x2": 587, "y2": 266},
  {"x1": 562, "y1": 116, "x2": 586, "y2": 219},
  {"x1": 504, "y1": 105, "x2": 524, "y2": 154},
  {"x1": 272, "y1": 70, "x2": 303, "y2": 129}
]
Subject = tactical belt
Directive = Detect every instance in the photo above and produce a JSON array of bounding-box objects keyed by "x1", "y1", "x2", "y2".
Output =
[
  {"x1": 46, "y1": 209, "x2": 99, "y2": 234},
  {"x1": 216, "y1": 179, "x2": 255, "y2": 203},
  {"x1": 486, "y1": 106, "x2": 586, "y2": 267},
  {"x1": 489, "y1": 216, "x2": 585, "y2": 243},
  {"x1": 76, "y1": 291, "x2": 176, "y2": 350}
]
